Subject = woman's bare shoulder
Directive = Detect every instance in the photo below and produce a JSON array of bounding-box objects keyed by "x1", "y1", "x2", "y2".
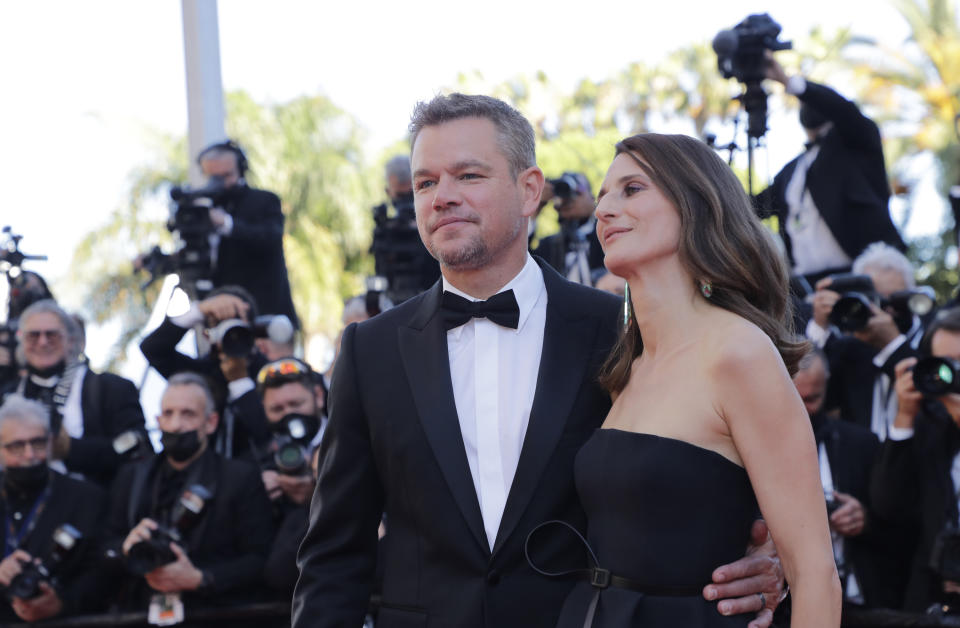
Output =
[{"x1": 703, "y1": 310, "x2": 783, "y2": 375}]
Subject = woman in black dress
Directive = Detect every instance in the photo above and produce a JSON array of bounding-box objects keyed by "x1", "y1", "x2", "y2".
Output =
[{"x1": 549, "y1": 134, "x2": 840, "y2": 627}]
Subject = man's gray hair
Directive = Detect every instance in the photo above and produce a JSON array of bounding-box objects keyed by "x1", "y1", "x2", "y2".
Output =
[
  {"x1": 385, "y1": 155, "x2": 411, "y2": 182},
  {"x1": 0, "y1": 395, "x2": 51, "y2": 434},
  {"x1": 18, "y1": 299, "x2": 81, "y2": 357},
  {"x1": 853, "y1": 242, "x2": 915, "y2": 289},
  {"x1": 408, "y1": 93, "x2": 536, "y2": 178},
  {"x1": 166, "y1": 372, "x2": 216, "y2": 417},
  {"x1": 795, "y1": 346, "x2": 830, "y2": 379}
]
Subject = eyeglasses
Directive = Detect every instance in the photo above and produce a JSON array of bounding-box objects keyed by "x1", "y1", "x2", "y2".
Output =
[
  {"x1": 257, "y1": 358, "x2": 313, "y2": 387},
  {"x1": 23, "y1": 329, "x2": 64, "y2": 344},
  {"x1": 1, "y1": 436, "x2": 49, "y2": 456}
]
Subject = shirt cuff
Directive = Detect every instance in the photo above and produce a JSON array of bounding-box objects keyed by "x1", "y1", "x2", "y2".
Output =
[
  {"x1": 805, "y1": 319, "x2": 831, "y2": 348},
  {"x1": 887, "y1": 425, "x2": 915, "y2": 441},
  {"x1": 227, "y1": 377, "x2": 255, "y2": 401},
  {"x1": 786, "y1": 75, "x2": 807, "y2": 96},
  {"x1": 170, "y1": 305, "x2": 204, "y2": 329},
  {"x1": 216, "y1": 213, "x2": 234, "y2": 236},
  {"x1": 873, "y1": 335, "x2": 907, "y2": 369}
]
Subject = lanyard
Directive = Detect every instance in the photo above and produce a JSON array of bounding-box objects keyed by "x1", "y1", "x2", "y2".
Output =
[{"x1": 3, "y1": 482, "x2": 52, "y2": 558}]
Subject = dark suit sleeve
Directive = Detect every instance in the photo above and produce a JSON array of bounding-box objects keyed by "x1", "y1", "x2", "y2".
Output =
[
  {"x1": 799, "y1": 81, "x2": 883, "y2": 154},
  {"x1": 227, "y1": 388, "x2": 272, "y2": 448},
  {"x1": 56, "y1": 481, "x2": 109, "y2": 614},
  {"x1": 292, "y1": 323, "x2": 384, "y2": 628},
  {"x1": 197, "y1": 461, "x2": 274, "y2": 595},
  {"x1": 870, "y1": 435, "x2": 921, "y2": 526},
  {"x1": 226, "y1": 190, "x2": 285, "y2": 254},
  {"x1": 65, "y1": 374, "x2": 148, "y2": 479},
  {"x1": 140, "y1": 319, "x2": 204, "y2": 379}
]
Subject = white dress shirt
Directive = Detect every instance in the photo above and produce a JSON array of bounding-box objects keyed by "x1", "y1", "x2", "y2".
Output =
[{"x1": 443, "y1": 254, "x2": 547, "y2": 549}]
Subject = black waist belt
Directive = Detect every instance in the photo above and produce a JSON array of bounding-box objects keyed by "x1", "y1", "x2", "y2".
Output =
[{"x1": 524, "y1": 520, "x2": 703, "y2": 597}]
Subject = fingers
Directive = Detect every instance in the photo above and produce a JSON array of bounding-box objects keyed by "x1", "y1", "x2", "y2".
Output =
[
  {"x1": 712, "y1": 554, "x2": 779, "y2": 584},
  {"x1": 895, "y1": 357, "x2": 918, "y2": 379},
  {"x1": 715, "y1": 591, "x2": 766, "y2": 617},
  {"x1": 747, "y1": 608, "x2": 774, "y2": 628},
  {"x1": 749, "y1": 519, "x2": 770, "y2": 548}
]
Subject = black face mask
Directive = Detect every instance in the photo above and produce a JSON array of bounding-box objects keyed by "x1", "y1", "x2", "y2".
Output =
[
  {"x1": 4, "y1": 462, "x2": 49, "y2": 494},
  {"x1": 160, "y1": 430, "x2": 203, "y2": 463}
]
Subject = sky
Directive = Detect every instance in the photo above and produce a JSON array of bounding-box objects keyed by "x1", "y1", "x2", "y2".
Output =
[{"x1": 0, "y1": 0, "x2": 935, "y2": 371}]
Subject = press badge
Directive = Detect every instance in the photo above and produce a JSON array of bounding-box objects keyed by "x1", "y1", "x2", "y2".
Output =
[{"x1": 148, "y1": 593, "x2": 185, "y2": 625}]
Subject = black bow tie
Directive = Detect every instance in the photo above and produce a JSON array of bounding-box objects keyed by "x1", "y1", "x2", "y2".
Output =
[{"x1": 440, "y1": 290, "x2": 520, "y2": 331}]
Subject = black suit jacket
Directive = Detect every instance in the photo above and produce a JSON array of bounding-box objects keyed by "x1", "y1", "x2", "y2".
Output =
[
  {"x1": 292, "y1": 259, "x2": 621, "y2": 628},
  {"x1": 0, "y1": 471, "x2": 107, "y2": 620},
  {"x1": 214, "y1": 186, "x2": 298, "y2": 325},
  {"x1": 756, "y1": 81, "x2": 905, "y2": 265},
  {"x1": 103, "y1": 448, "x2": 274, "y2": 610}
]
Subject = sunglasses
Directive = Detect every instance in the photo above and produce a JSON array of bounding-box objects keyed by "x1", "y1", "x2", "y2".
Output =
[
  {"x1": 23, "y1": 330, "x2": 64, "y2": 343},
  {"x1": 257, "y1": 358, "x2": 313, "y2": 386}
]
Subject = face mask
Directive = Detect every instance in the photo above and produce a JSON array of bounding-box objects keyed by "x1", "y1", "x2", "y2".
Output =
[
  {"x1": 5, "y1": 462, "x2": 49, "y2": 493},
  {"x1": 160, "y1": 430, "x2": 203, "y2": 463}
]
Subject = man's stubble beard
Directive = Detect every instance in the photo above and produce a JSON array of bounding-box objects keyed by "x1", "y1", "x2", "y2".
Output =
[{"x1": 428, "y1": 217, "x2": 525, "y2": 272}]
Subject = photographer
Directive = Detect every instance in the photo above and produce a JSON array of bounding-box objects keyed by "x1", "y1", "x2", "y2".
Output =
[
  {"x1": 257, "y1": 359, "x2": 326, "y2": 595},
  {"x1": 0, "y1": 395, "x2": 106, "y2": 623},
  {"x1": 533, "y1": 172, "x2": 607, "y2": 286},
  {"x1": 807, "y1": 242, "x2": 926, "y2": 438},
  {"x1": 370, "y1": 155, "x2": 440, "y2": 304},
  {"x1": 104, "y1": 373, "x2": 273, "y2": 614},
  {"x1": 140, "y1": 286, "x2": 275, "y2": 459},
  {"x1": 756, "y1": 57, "x2": 905, "y2": 285},
  {"x1": 871, "y1": 307, "x2": 960, "y2": 613},
  {"x1": 1, "y1": 270, "x2": 55, "y2": 391},
  {"x1": 1, "y1": 300, "x2": 148, "y2": 487},
  {"x1": 197, "y1": 140, "x2": 298, "y2": 325}
]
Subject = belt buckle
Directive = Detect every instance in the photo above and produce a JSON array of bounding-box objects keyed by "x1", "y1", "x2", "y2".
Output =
[{"x1": 590, "y1": 567, "x2": 610, "y2": 589}]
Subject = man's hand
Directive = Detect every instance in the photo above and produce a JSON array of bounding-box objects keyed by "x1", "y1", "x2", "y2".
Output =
[
  {"x1": 763, "y1": 51, "x2": 789, "y2": 85},
  {"x1": 811, "y1": 278, "x2": 840, "y2": 331},
  {"x1": 0, "y1": 550, "x2": 31, "y2": 587},
  {"x1": 198, "y1": 294, "x2": 249, "y2": 327},
  {"x1": 262, "y1": 470, "x2": 283, "y2": 501},
  {"x1": 703, "y1": 520, "x2": 784, "y2": 628},
  {"x1": 852, "y1": 303, "x2": 901, "y2": 349},
  {"x1": 11, "y1": 581, "x2": 63, "y2": 622},
  {"x1": 219, "y1": 354, "x2": 249, "y2": 383},
  {"x1": 122, "y1": 518, "x2": 159, "y2": 556},
  {"x1": 893, "y1": 357, "x2": 921, "y2": 430},
  {"x1": 144, "y1": 543, "x2": 203, "y2": 593},
  {"x1": 208, "y1": 208, "x2": 229, "y2": 230},
  {"x1": 829, "y1": 491, "x2": 866, "y2": 537},
  {"x1": 276, "y1": 473, "x2": 316, "y2": 505}
]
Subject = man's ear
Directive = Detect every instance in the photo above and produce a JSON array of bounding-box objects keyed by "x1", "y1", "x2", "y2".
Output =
[
  {"x1": 205, "y1": 412, "x2": 219, "y2": 435},
  {"x1": 518, "y1": 167, "x2": 545, "y2": 219}
]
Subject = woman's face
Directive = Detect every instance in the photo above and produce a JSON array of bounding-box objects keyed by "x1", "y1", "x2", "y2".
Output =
[{"x1": 594, "y1": 152, "x2": 681, "y2": 279}]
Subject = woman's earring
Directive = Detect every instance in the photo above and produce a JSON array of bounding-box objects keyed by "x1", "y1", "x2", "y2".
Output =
[{"x1": 700, "y1": 281, "x2": 713, "y2": 298}]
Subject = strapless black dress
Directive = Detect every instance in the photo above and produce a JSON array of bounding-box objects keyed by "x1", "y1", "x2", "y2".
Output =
[{"x1": 552, "y1": 429, "x2": 759, "y2": 627}]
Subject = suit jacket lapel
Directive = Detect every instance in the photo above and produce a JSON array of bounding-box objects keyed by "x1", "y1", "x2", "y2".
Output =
[
  {"x1": 398, "y1": 283, "x2": 489, "y2": 555},
  {"x1": 492, "y1": 262, "x2": 598, "y2": 556}
]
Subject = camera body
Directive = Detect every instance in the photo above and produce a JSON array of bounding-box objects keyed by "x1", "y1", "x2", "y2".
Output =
[
  {"x1": 913, "y1": 357, "x2": 960, "y2": 396},
  {"x1": 7, "y1": 524, "x2": 82, "y2": 600},
  {"x1": 262, "y1": 413, "x2": 319, "y2": 476},
  {"x1": 825, "y1": 273, "x2": 935, "y2": 333},
  {"x1": 713, "y1": 13, "x2": 792, "y2": 84},
  {"x1": 126, "y1": 485, "x2": 212, "y2": 575},
  {"x1": 370, "y1": 193, "x2": 438, "y2": 304},
  {"x1": 547, "y1": 174, "x2": 583, "y2": 202},
  {"x1": 208, "y1": 315, "x2": 294, "y2": 358}
]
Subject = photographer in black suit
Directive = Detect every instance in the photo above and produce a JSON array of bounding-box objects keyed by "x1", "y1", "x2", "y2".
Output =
[
  {"x1": 871, "y1": 307, "x2": 960, "y2": 612},
  {"x1": 104, "y1": 373, "x2": 273, "y2": 616},
  {"x1": 1, "y1": 300, "x2": 147, "y2": 487},
  {"x1": 756, "y1": 58, "x2": 905, "y2": 286},
  {"x1": 198, "y1": 140, "x2": 298, "y2": 325},
  {"x1": 0, "y1": 395, "x2": 106, "y2": 623}
]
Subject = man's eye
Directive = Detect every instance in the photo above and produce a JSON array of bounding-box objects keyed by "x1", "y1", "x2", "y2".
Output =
[{"x1": 415, "y1": 180, "x2": 435, "y2": 191}]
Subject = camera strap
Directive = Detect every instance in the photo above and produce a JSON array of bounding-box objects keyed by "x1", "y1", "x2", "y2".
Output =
[{"x1": 2, "y1": 481, "x2": 52, "y2": 559}]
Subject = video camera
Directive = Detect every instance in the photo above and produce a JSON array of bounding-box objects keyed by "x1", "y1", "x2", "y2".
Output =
[
  {"x1": 7, "y1": 524, "x2": 83, "y2": 600},
  {"x1": 138, "y1": 177, "x2": 236, "y2": 300},
  {"x1": 713, "y1": 13, "x2": 792, "y2": 139},
  {"x1": 207, "y1": 314, "x2": 295, "y2": 358},
  {"x1": 262, "y1": 413, "x2": 319, "y2": 476},
  {"x1": 825, "y1": 273, "x2": 935, "y2": 333},
  {"x1": 370, "y1": 193, "x2": 439, "y2": 305},
  {"x1": 126, "y1": 485, "x2": 212, "y2": 575}
]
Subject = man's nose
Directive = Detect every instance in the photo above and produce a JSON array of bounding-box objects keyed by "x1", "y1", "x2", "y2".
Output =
[{"x1": 431, "y1": 175, "x2": 460, "y2": 209}]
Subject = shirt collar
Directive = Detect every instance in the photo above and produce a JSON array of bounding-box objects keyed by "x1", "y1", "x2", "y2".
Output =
[{"x1": 442, "y1": 253, "x2": 545, "y2": 337}]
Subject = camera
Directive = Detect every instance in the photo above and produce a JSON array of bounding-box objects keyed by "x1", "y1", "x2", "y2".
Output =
[
  {"x1": 208, "y1": 315, "x2": 294, "y2": 358},
  {"x1": 263, "y1": 413, "x2": 319, "y2": 476},
  {"x1": 370, "y1": 193, "x2": 439, "y2": 305},
  {"x1": 913, "y1": 357, "x2": 960, "y2": 396},
  {"x1": 547, "y1": 174, "x2": 582, "y2": 201},
  {"x1": 126, "y1": 485, "x2": 212, "y2": 575},
  {"x1": 931, "y1": 524, "x2": 960, "y2": 582},
  {"x1": 112, "y1": 430, "x2": 154, "y2": 462},
  {"x1": 7, "y1": 524, "x2": 82, "y2": 600},
  {"x1": 825, "y1": 273, "x2": 936, "y2": 332}
]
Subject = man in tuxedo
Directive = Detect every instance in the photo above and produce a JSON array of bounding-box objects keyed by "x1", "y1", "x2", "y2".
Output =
[
  {"x1": 1, "y1": 299, "x2": 147, "y2": 487},
  {"x1": 293, "y1": 93, "x2": 784, "y2": 628},
  {"x1": 198, "y1": 140, "x2": 299, "y2": 326},
  {"x1": 756, "y1": 58, "x2": 905, "y2": 286}
]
